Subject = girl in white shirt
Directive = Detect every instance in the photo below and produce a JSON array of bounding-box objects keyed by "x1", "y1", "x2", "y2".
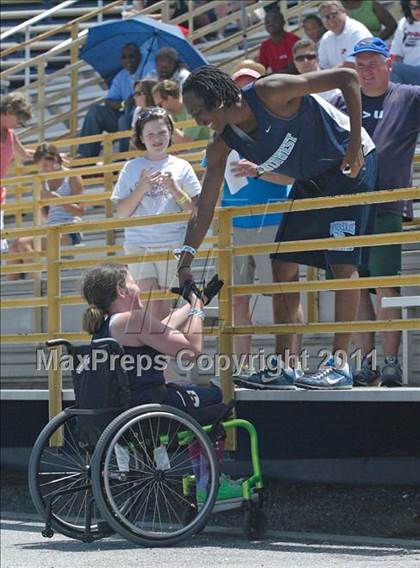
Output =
[
  {"x1": 112, "y1": 107, "x2": 201, "y2": 320},
  {"x1": 390, "y1": 1, "x2": 420, "y2": 84}
]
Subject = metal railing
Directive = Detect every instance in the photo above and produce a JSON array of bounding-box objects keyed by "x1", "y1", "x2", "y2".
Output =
[{"x1": 1, "y1": 153, "x2": 420, "y2": 422}]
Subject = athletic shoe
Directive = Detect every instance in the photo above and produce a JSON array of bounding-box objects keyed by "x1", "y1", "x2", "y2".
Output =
[
  {"x1": 197, "y1": 474, "x2": 244, "y2": 505},
  {"x1": 380, "y1": 357, "x2": 403, "y2": 387},
  {"x1": 233, "y1": 358, "x2": 301, "y2": 390},
  {"x1": 295, "y1": 357, "x2": 353, "y2": 390},
  {"x1": 353, "y1": 355, "x2": 380, "y2": 386}
]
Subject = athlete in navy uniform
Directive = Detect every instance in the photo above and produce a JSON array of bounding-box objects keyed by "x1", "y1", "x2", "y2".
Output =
[{"x1": 177, "y1": 65, "x2": 378, "y2": 390}]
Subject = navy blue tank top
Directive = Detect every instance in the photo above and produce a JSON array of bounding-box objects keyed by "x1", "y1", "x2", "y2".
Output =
[
  {"x1": 93, "y1": 316, "x2": 165, "y2": 393},
  {"x1": 221, "y1": 84, "x2": 375, "y2": 181}
]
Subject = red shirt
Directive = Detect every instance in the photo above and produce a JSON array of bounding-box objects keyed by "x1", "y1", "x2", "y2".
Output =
[{"x1": 259, "y1": 32, "x2": 300, "y2": 73}]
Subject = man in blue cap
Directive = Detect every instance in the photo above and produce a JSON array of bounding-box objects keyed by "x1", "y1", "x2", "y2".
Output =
[{"x1": 344, "y1": 37, "x2": 420, "y2": 386}]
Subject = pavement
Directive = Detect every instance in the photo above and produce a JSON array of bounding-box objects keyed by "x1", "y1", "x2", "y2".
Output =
[{"x1": 2, "y1": 514, "x2": 419, "y2": 568}]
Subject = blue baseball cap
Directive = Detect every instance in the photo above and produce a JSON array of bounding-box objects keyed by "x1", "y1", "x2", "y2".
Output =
[{"x1": 350, "y1": 37, "x2": 390, "y2": 58}]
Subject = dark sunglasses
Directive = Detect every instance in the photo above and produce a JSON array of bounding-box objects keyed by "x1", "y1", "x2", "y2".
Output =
[
  {"x1": 294, "y1": 53, "x2": 317, "y2": 62},
  {"x1": 321, "y1": 10, "x2": 339, "y2": 21}
]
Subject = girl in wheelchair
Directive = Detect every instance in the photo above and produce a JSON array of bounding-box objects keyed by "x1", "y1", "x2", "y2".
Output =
[
  {"x1": 81, "y1": 263, "x2": 245, "y2": 505},
  {"x1": 81, "y1": 262, "x2": 223, "y2": 414}
]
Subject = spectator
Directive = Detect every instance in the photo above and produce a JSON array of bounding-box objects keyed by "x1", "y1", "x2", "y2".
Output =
[
  {"x1": 293, "y1": 39, "x2": 341, "y2": 102},
  {"x1": 111, "y1": 107, "x2": 201, "y2": 321},
  {"x1": 179, "y1": 65, "x2": 377, "y2": 390},
  {"x1": 347, "y1": 37, "x2": 419, "y2": 386},
  {"x1": 232, "y1": 59, "x2": 266, "y2": 76},
  {"x1": 0, "y1": 93, "x2": 33, "y2": 252},
  {"x1": 78, "y1": 43, "x2": 144, "y2": 158},
  {"x1": 152, "y1": 80, "x2": 211, "y2": 143},
  {"x1": 390, "y1": 0, "x2": 420, "y2": 85},
  {"x1": 318, "y1": 0, "x2": 372, "y2": 69},
  {"x1": 131, "y1": 79, "x2": 157, "y2": 128},
  {"x1": 119, "y1": 78, "x2": 157, "y2": 153},
  {"x1": 302, "y1": 14, "x2": 327, "y2": 46},
  {"x1": 192, "y1": 1, "x2": 219, "y2": 41},
  {"x1": 342, "y1": 1, "x2": 397, "y2": 39},
  {"x1": 223, "y1": 67, "x2": 292, "y2": 368},
  {"x1": 259, "y1": 7, "x2": 300, "y2": 73},
  {"x1": 145, "y1": 47, "x2": 190, "y2": 85},
  {"x1": 8, "y1": 144, "x2": 84, "y2": 280}
]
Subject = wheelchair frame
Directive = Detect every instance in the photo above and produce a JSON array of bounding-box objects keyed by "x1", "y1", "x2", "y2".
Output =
[{"x1": 28, "y1": 339, "x2": 267, "y2": 547}]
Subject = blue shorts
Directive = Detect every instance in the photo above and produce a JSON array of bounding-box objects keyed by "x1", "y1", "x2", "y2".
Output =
[
  {"x1": 131, "y1": 382, "x2": 223, "y2": 412},
  {"x1": 271, "y1": 151, "x2": 378, "y2": 270}
]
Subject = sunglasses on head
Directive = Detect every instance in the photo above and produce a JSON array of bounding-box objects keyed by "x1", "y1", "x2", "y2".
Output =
[
  {"x1": 294, "y1": 53, "x2": 317, "y2": 62},
  {"x1": 137, "y1": 107, "x2": 167, "y2": 119},
  {"x1": 321, "y1": 10, "x2": 339, "y2": 21}
]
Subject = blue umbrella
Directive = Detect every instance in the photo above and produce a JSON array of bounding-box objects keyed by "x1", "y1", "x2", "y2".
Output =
[{"x1": 80, "y1": 16, "x2": 207, "y2": 86}]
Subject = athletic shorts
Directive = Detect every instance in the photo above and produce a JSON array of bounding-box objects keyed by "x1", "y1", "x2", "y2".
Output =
[
  {"x1": 131, "y1": 382, "x2": 223, "y2": 411},
  {"x1": 271, "y1": 151, "x2": 378, "y2": 270},
  {"x1": 124, "y1": 244, "x2": 178, "y2": 289},
  {"x1": 359, "y1": 211, "x2": 402, "y2": 283},
  {"x1": 233, "y1": 225, "x2": 277, "y2": 285}
]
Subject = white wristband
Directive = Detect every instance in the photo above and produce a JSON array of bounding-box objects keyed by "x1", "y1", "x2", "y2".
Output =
[
  {"x1": 188, "y1": 307, "x2": 205, "y2": 320},
  {"x1": 173, "y1": 245, "x2": 196, "y2": 259}
]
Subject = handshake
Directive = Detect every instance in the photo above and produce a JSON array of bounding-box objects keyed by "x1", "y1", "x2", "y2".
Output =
[{"x1": 170, "y1": 274, "x2": 224, "y2": 305}]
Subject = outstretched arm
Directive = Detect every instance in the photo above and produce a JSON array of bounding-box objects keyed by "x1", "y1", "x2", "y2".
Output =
[
  {"x1": 177, "y1": 135, "x2": 229, "y2": 283},
  {"x1": 258, "y1": 68, "x2": 364, "y2": 177}
]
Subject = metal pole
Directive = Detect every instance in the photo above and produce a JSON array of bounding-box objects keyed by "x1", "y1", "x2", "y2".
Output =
[
  {"x1": 217, "y1": 208, "x2": 236, "y2": 451},
  {"x1": 33, "y1": 179, "x2": 43, "y2": 332},
  {"x1": 307, "y1": 266, "x2": 319, "y2": 323},
  {"x1": 47, "y1": 226, "x2": 63, "y2": 445},
  {"x1": 103, "y1": 136, "x2": 115, "y2": 248},
  {"x1": 25, "y1": 27, "x2": 30, "y2": 86},
  {"x1": 70, "y1": 22, "x2": 79, "y2": 146},
  {"x1": 37, "y1": 61, "x2": 45, "y2": 142},
  {"x1": 240, "y1": 1, "x2": 248, "y2": 55}
]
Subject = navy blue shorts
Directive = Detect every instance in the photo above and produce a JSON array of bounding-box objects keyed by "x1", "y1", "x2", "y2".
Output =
[
  {"x1": 271, "y1": 151, "x2": 378, "y2": 270},
  {"x1": 131, "y1": 382, "x2": 223, "y2": 412}
]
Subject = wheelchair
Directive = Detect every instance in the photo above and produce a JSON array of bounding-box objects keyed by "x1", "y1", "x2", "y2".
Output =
[{"x1": 28, "y1": 338, "x2": 267, "y2": 547}]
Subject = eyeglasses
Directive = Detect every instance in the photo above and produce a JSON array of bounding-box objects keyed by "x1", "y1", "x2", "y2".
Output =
[
  {"x1": 409, "y1": 3, "x2": 420, "y2": 10},
  {"x1": 134, "y1": 91, "x2": 144, "y2": 96},
  {"x1": 294, "y1": 53, "x2": 317, "y2": 62},
  {"x1": 320, "y1": 10, "x2": 340, "y2": 21}
]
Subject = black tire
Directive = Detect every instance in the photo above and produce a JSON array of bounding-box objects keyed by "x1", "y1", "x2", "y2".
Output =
[
  {"x1": 243, "y1": 508, "x2": 268, "y2": 540},
  {"x1": 28, "y1": 410, "x2": 112, "y2": 542},
  {"x1": 91, "y1": 404, "x2": 219, "y2": 547}
]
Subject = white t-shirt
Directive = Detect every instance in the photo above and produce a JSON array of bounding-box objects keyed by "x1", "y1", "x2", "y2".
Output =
[
  {"x1": 391, "y1": 17, "x2": 420, "y2": 66},
  {"x1": 319, "y1": 17, "x2": 372, "y2": 69},
  {"x1": 319, "y1": 88, "x2": 341, "y2": 103},
  {"x1": 111, "y1": 155, "x2": 201, "y2": 248}
]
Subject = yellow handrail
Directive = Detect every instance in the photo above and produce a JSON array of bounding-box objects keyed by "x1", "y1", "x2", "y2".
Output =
[{"x1": 1, "y1": 184, "x2": 420, "y2": 421}]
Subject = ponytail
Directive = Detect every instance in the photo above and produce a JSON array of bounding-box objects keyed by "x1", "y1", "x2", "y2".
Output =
[
  {"x1": 82, "y1": 304, "x2": 105, "y2": 334},
  {"x1": 81, "y1": 263, "x2": 129, "y2": 336}
]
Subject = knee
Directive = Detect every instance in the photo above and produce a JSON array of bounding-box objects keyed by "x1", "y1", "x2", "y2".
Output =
[
  {"x1": 272, "y1": 259, "x2": 298, "y2": 282},
  {"x1": 330, "y1": 264, "x2": 358, "y2": 279}
]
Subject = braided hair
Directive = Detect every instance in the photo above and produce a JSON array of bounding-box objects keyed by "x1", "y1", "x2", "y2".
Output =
[{"x1": 182, "y1": 65, "x2": 241, "y2": 111}]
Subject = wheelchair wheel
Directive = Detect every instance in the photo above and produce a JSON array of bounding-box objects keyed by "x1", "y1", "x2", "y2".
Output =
[
  {"x1": 28, "y1": 410, "x2": 112, "y2": 542},
  {"x1": 91, "y1": 404, "x2": 219, "y2": 547}
]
